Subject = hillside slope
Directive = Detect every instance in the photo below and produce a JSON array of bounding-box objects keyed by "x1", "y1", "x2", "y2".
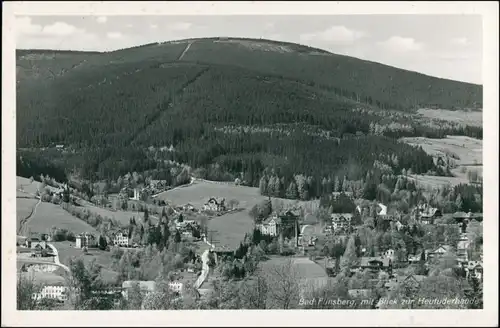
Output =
[{"x1": 15, "y1": 37, "x2": 481, "y2": 192}]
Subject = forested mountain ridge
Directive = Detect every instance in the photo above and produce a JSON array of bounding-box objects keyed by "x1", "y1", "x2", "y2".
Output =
[{"x1": 16, "y1": 37, "x2": 482, "y2": 195}]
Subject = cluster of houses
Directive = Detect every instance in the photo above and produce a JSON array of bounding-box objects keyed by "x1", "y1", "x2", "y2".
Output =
[
  {"x1": 256, "y1": 208, "x2": 301, "y2": 237},
  {"x1": 119, "y1": 179, "x2": 171, "y2": 201},
  {"x1": 202, "y1": 197, "x2": 227, "y2": 213},
  {"x1": 121, "y1": 271, "x2": 199, "y2": 305}
]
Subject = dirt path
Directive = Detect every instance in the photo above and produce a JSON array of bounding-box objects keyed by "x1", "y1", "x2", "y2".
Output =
[
  {"x1": 17, "y1": 194, "x2": 41, "y2": 236},
  {"x1": 178, "y1": 42, "x2": 192, "y2": 61}
]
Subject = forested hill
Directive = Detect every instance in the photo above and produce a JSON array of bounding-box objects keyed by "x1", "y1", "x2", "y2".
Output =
[{"x1": 16, "y1": 37, "x2": 482, "y2": 189}]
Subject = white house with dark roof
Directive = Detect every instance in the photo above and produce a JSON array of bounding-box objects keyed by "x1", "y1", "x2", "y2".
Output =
[
  {"x1": 203, "y1": 197, "x2": 226, "y2": 212},
  {"x1": 113, "y1": 231, "x2": 129, "y2": 247},
  {"x1": 331, "y1": 213, "x2": 353, "y2": 232},
  {"x1": 257, "y1": 214, "x2": 280, "y2": 237},
  {"x1": 20, "y1": 271, "x2": 68, "y2": 302}
]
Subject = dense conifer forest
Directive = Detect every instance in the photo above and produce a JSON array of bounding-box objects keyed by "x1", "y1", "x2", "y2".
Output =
[{"x1": 16, "y1": 38, "x2": 483, "y2": 199}]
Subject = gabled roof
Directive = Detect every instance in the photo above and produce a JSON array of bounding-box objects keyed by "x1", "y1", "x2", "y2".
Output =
[
  {"x1": 331, "y1": 213, "x2": 353, "y2": 219},
  {"x1": 360, "y1": 257, "x2": 391, "y2": 267}
]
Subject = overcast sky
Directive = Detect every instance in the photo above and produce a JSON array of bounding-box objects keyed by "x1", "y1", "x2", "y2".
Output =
[{"x1": 15, "y1": 15, "x2": 482, "y2": 84}]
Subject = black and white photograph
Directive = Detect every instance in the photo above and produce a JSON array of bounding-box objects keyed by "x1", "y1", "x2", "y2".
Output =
[{"x1": 2, "y1": 1, "x2": 498, "y2": 327}]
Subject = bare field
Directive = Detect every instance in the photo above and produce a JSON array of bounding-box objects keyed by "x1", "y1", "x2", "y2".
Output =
[
  {"x1": 418, "y1": 108, "x2": 482, "y2": 127},
  {"x1": 25, "y1": 202, "x2": 97, "y2": 235}
]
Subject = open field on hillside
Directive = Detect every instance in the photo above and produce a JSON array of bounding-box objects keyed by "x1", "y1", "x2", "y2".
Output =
[
  {"x1": 24, "y1": 202, "x2": 97, "y2": 235},
  {"x1": 407, "y1": 174, "x2": 471, "y2": 189},
  {"x1": 16, "y1": 176, "x2": 41, "y2": 195},
  {"x1": 401, "y1": 135, "x2": 482, "y2": 188},
  {"x1": 401, "y1": 135, "x2": 482, "y2": 166},
  {"x1": 417, "y1": 108, "x2": 482, "y2": 127}
]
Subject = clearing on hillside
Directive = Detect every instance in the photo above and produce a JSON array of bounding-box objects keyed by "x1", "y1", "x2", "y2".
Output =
[
  {"x1": 401, "y1": 135, "x2": 482, "y2": 166},
  {"x1": 401, "y1": 135, "x2": 483, "y2": 188},
  {"x1": 417, "y1": 108, "x2": 482, "y2": 127}
]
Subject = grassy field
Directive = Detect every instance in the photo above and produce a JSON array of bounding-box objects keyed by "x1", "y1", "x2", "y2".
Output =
[
  {"x1": 401, "y1": 135, "x2": 483, "y2": 188},
  {"x1": 16, "y1": 176, "x2": 41, "y2": 194},
  {"x1": 401, "y1": 135, "x2": 482, "y2": 166},
  {"x1": 24, "y1": 202, "x2": 97, "y2": 235},
  {"x1": 417, "y1": 108, "x2": 482, "y2": 127}
]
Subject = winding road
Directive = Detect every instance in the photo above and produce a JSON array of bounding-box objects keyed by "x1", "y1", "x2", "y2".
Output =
[{"x1": 194, "y1": 249, "x2": 210, "y2": 289}]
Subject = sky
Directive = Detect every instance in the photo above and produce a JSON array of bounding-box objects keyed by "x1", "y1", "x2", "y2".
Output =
[{"x1": 15, "y1": 15, "x2": 483, "y2": 84}]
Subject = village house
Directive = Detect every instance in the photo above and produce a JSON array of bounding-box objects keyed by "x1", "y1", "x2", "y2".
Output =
[
  {"x1": 257, "y1": 214, "x2": 280, "y2": 237},
  {"x1": 464, "y1": 261, "x2": 483, "y2": 281},
  {"x1": 415, "y1": 204, "x2": 442, "y2": 224},
  {"x1": 75, "y1": 232, "x2": 97, "y2": 249},
  {"x1": 425, "y1": 245, "x2": 453, "y2": 260},
  {"x1": 203, "y1": 197, "x2": 226, "y2": 212},
  {"x1": 20, "y1": 272, "x2": 68, "y2": 302},
  {"x1": 331, "y1": 213, "x2": 353, "y2": 233},
  {"x1": 357, "y1": 257, "x2": 393, "y2": 276},
  {"x1": 394, "y1": 220, "x2": 405, "y2": 231},
  {"x1": 113, "y1": 231, "x2": 129, "y2": 247},
  {"x1": 408, "y1": 253, "x2": 424, "y2": 264},
  {"x1": 25, "y1": 236, "x2": 47, "y2": 250},
  {"x1": 182, "y1": 203, "x2": 196, "y2": 212},
  {"x1": 383, "y1": 249, "x2": 395, "y2": 262},
  {"x1": 457, "y1": 234, "x2": 471, "y2": 262},
  {"x1": 331, "y1": 191, "x2": 354, "y2": 201},
  {"x1": 122, "y1": 280, "x2": 156, "y2": 300}
]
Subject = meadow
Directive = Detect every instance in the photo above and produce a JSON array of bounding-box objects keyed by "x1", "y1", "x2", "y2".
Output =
[
  {"x1": 417, "y1": 108, "x2": 482, "y2": 127},
  {"x1": 401, "y1": 135, "x2": 483, "y2": 188}
]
